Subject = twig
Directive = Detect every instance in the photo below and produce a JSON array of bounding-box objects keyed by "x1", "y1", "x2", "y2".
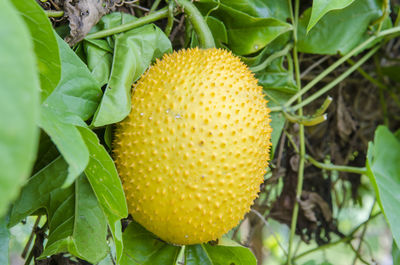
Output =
[
  {"x1": 250, "y1": 43, "x2": 293, "y2": 72},
  {"x1": 250, "y1": 209, "x2": 288, "y2": 255},
  {"x1": 149, "y1": 0, "x2": 162, "y2": 13},
  {"x1": 287, "y1": 0, "x2": 305, "y2": 264},
  {"x1": 351, "y1": 200, "x2": 376, "y2": 265},
  {"x1": 288, "y1": 45, "x2": 380, "y2": 112},
  {"x1": 306, "y1": 155, "x2": 367, "y2": 175},
  {"x1": 293, "y1": 212, "x2": 381, "y2": 261},
  {"x1": 21, "y1": 216, "x2": 42, "y2": 259},
  {"x1": 86, "y1": 7, "x2": 170, "y2": 39},
  {"x1": 269, "y1": 26, "x2": 400, "y2": 112},
  {"x1": 300, "y1": 55, "x2": 329, "y2": 78}
]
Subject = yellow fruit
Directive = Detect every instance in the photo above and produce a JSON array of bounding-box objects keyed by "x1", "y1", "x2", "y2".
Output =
[{"x1": 113, "y1": 48, "x2": 272, "y2": 245}]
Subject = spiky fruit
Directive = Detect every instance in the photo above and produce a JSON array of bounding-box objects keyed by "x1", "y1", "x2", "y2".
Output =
[{"x1": 113, "y1": 48, "x2": 272, "y2": 245}]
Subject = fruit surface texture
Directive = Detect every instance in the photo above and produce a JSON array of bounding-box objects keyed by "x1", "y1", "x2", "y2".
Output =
[{"x1": 113, "y1": 48, "x2": 272, "y2": 245}]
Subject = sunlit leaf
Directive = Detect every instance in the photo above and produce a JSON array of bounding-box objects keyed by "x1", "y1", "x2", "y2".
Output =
[
  {"x1": 38, "y1": 107, "x2": 89, "y2": 188},
  {"x1": 78, "y1": 127, "x2": 128, "y2": 263},
  {"x1": 298, "y1": 0, "x2": 384, "y2": 55},
  {"x1": 120, "y1": 221, "x2": 181, "y2": 265},
  {"x1": 367, "y1": 126, "x2": 400, "y2": 248},
  {"x1": 91, "y1": 13, "x2": 172, "y2": 127},
  {"x1": 0, "y1": 0, "x2": 40, "y2": 217},
  {"x1": 307, "y1": 0, "x2": 356, "y2": 32},
  {"x1": 186, "y1": 238, "x2": 256, "y2": 265},
  {"x1": 10, "y1": 0, "x2": 61, "y2": 101},
  {"x1": 196, "y1": 0, "x2": 292, "y2": 55}
]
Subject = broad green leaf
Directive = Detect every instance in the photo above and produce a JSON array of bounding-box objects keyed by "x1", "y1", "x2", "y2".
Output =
[
  {"x1": 196, "y1": 0, "x2": 292, "y2": 55},
  {"x1": 120, "y1": 221, "x2": 181, "y2": 265},
  {"x1": 199, "y1": 0, "x2": 291, "y2": 22},
  {"x1": 92, "y1": 21, "x2": 172, "y2": 127},
  {"x1": 10, "y1": 0, "x2": 61, "y2": 101},
  {"x1": 185, "y1": 245, "x2": 213, "y2": 265},
  {"x1": 186, "y1": 238, "x2": 257, "y2": 265},
  {"x1": 206, "y1": 16, "x2": 228, "y2": 48},
  {"x1": 8, "y1": 157, "x2": 68, "y2": 227},
  {"x1": 0, "y1": 217, "x2": 9, "y2": 265},
  {"x1": 298, "y1": 0, "x2": 383, "y2": 55},
  {"x1": 45, "y1": 36, "x2": 103, "y2": 122},
  {"x1": 367, "y1": 126, "x2": 400, "y2": 248},
  {"x1": 84, "y1": 40, "x2": 113, "y2": 87},
  {"x1": 393, "y1": 240, "x2": 400, "y2": 265},
  {"x1": 38, "y1": 107, "x2": 89, "y2": 187},
  {"x1": 41, "y1": 175, "x2": 109, "y2": 263},
  {"x1": 78, "y1": 127, "x2": 128, "y2": 263},
  {"x1": 196, "y1": 1, "x2": 292, "y2": 55},
  {"x1": 9, "y1": 157, "x2": 109, "y2": 263},
  {"x1": 307, "y1": 0, "x2": 356, "y2": 32},
  {"x1": 0, "y1": 0, "x2": 40, "y2": 217}
]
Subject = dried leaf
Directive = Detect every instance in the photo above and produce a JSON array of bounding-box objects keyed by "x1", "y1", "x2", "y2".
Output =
[{"x1": 65, "y1": 0, "x2": 110, "y2": 46}]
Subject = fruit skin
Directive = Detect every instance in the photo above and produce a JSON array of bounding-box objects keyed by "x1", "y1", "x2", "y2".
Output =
[{"x1": 113, "y1": 48, "x2": 272, "y2": 245}]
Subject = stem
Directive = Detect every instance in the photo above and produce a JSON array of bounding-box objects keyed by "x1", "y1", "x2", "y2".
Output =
[
  {"x1": 250, "y1": 43, "x2": 293, "y2": 72},
  {"x1": 45, "y1": 10, "x2": 64, "y2": 17},
  {"x1": 164, "y1": 0, "x2": 175, "y2": 36},
  {"x1": 21, "y1": 216, "x2": 42, "y2": 259},
  {"x1": 287, "y1": 0, "x2": 303, "y2": 264},
  {"x1": 351, "y1": 200, "x2": 376, "y2": 265},
  {"x1": 347, "y1": 58, "x2": 386, "y2": 89},
  {"x1": 149, "y1": 0, "x2": 162, "y2": 13},
  {"x1": 281, "y1": 26, "x2": 400, "y2": 110},
  {"x1": 294, "y1": 212, "x2": 381, "y2": 261},
  {"x1": 85, "y1": 7, "x2": 170, "y2": 39},
  {"x1": 306, "y1": 155, "x2": 367, "y2": 175},
  {"x1": 289, "y1": 45, "x2": 380, "y2": 112},
  {"x1": 175, "y1": 0, "x2": 215, "y2": 48}
]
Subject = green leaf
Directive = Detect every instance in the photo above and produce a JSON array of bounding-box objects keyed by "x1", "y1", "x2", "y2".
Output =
[
  {"x1": 78, "y1": 127, "x2": 128, "y2": 263},
  {"x1": 10, "y1": 0, "x2": 61, "y2": 101},
  {"x1": 307, "y1": 0, "x2": 356, "y2": 32},
  {"x1": 196, "y1": 0, "x2": 292, "y2": 55},
  {"x1": 186, "y1": 238, "x2": 257, "y2": 265},
  {"x1": 200, "y1": 0, "x2": 291, "y2": 22},
  {"x1": 297, "y1": 0, "x2": 384, "y2": 55},
  {"x1": 0, "y1": 0, "x2": 40, "y2": 217},
  {"x1": 92, "y1": 21, "x2": 172, "y2": 127},
  {"x1": 8, "y1": 157, "x2": 68, "y2": 227},
  {"x1": 185, "y1": 245, "x2": 213, "y2": 265},
  {"x1": 45, "y1": 35, "x2": 103, "y2": 122},
  {"x1": 255, "y1": 56, "x2": 296, "y2": 157},
  {"x1": 38, "y1": 107, "x2": 89, "y2": 187},
  {"x1": 367, "y1": 126, "x2": 400, "y2": 248},
  {"x1": 120, "y1": 221, "x2": 181, "y2": 265},
  {"x1": 0, "y1": 217, "x2": 10, "y2": 265},
  {"x1": 207, "y1": 16, "x2": 228, "y2": 48},
  {"x1": 41, "y1": 175, "x2": 109, "y2": 263},
  {"x1": 393, "y1": 240, "x2": 400, "y2": 265},
  {"x1": 9, "y1": 157, "x2": 109, "y2": 263},
  {"x1": 84, "y1": 39, "x2": 113, "y2": 87}
]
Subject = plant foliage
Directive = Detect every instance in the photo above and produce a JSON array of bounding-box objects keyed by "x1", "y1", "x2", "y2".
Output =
[{"x1": 1, "y1": 0, "x2": 400, "y2": 264}]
